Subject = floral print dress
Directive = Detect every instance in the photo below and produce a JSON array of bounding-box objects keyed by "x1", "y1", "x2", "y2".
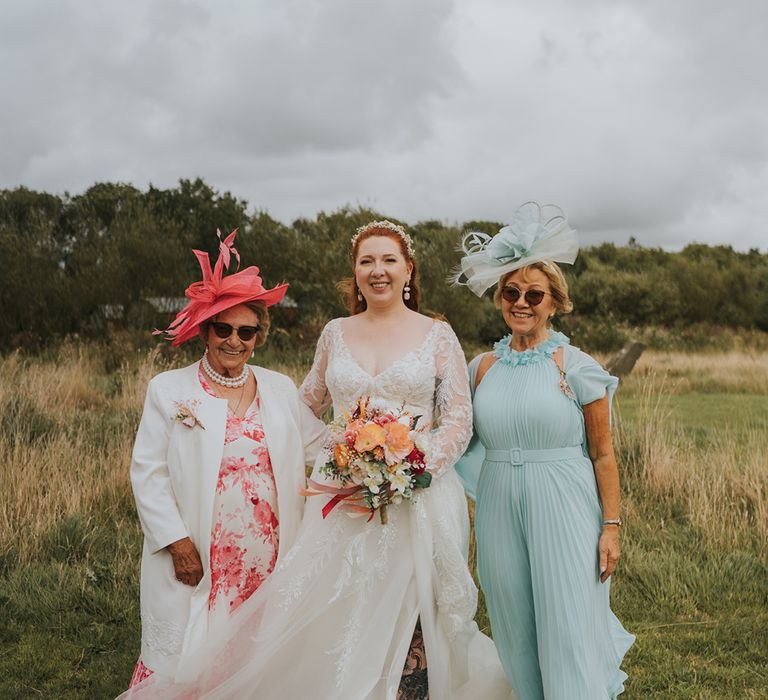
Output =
[{"x1": 130, "y1": 368, "x2": 279, "y2": 686}]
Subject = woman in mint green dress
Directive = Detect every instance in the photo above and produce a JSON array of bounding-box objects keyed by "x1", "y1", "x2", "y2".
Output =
[{"x1": 453, "y1": 203, "x2": 634, "y2": 699}]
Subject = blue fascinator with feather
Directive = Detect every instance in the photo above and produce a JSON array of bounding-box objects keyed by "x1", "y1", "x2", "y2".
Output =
[{"x1": 452, "y1": 201, "x2": 579, "y2": 296}]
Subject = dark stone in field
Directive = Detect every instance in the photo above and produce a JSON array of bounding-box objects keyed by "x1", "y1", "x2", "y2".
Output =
[{"x1": 606, "y1": 342, "x2": 646, "y2": 378}]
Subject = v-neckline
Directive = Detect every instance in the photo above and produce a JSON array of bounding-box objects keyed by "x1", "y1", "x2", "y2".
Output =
[
  {"x1": 228, "y1": 396, "x2": 259, "y2": 420},
  {"x1": 335, "y1": 318, "x2": 439, "y2": 380}
]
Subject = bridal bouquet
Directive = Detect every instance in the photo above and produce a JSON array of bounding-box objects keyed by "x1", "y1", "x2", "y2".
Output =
[{"x1": 305, "y1": 397, "x2": 431, "y2": 524}]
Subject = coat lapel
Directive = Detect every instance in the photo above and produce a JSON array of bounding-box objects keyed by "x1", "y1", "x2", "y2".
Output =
[{"x1": 174, "y1": 362, "x2": 227, "y2": 560}]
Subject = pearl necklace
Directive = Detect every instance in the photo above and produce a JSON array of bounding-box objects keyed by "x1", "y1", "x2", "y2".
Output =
[{"x1": 202, "y1": 351, "x2": 249, "y2": 388}]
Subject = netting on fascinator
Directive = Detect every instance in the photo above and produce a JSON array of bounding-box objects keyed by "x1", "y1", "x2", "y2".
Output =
[{"x1": 451, "y1": 201, "x2": 579, "y2": 296}]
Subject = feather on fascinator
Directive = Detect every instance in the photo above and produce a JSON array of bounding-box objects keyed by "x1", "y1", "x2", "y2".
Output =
[
  {"x1": 155, "y1": 229, "x2": 288, "y2": 346},
  {"x1": 451, "y1": 201, "x2": 579, "y2": 296}
]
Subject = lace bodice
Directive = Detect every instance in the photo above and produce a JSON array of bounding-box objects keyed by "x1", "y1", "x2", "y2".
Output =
[{"x1": 299, "y1": 318, "x2": 473, "y2": 476}]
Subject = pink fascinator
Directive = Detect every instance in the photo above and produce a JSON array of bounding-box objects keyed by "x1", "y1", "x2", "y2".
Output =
[{"x1": 156, "y1": 229, "x2": 288, "y2": 346}]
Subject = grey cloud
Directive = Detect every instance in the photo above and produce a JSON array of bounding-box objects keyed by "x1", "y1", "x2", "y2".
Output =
[{"x1": 0, "y1": 0, "x2": 766, "y2": 250}]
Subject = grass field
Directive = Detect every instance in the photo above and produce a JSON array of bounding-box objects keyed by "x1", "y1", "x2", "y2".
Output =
[{"x1": 1, "y1": 342, "x2": 766, "y2": 698}]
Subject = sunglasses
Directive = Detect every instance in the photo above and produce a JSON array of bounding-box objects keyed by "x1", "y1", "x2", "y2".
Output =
[
  {"x1": 211, "y1": 322, "x2": 261, "y2": 342},
  {"x1": 501, "y1": 287, "x2": 549, "y2": 306}
]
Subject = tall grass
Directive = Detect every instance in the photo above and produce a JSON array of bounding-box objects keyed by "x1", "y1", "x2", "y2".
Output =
[
  {"x1": 621, "y1": 350, "x2": 768, "y2": 395},
  {"x1": 0, "y1": 345, "x2": 152, "y2": 566},
  {"x1": 1, "y1": 345, "x2": 766, "y2": 697},
  {"x1": 616, "y1": 370, "x2": 767, "y2": 550}
]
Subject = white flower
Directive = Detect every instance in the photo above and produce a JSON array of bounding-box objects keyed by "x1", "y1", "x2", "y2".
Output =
[
  {"x1": 409, "y1": 429, "x2": 430, "y2": 455},
  {"x1": 349, "y1": 459, "x2": 367, "y2": 485},
  {"x1": 371, "y1": 495, "x2": 382, "y2": 508},
  {"x1": 363, "y1": 470, "x2": 385, "y2": 493},
  {"x1": 391, "y1": 493, "x2": 403, "y2": 505},
  {"x1": 388, "y1": 470, "x2": 412, "y2": 494},
  {"x1": 368, "y1": 397, "x2": 396, "y2": 414},
  {"x1": 397, "y1": 414, "x2": 411, "y2": 427}
]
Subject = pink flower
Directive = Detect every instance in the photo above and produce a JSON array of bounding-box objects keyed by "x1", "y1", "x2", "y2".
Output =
[
  {"x1": 173, "y1": 399, "x2": 205, "y2": 430},
  {"x1": 373, "y1": 413, "x2": 396, "y2": 426},
  {"x1": 250, "y1": 446, "x2": 273, "y2": 473},
  {"x1": 251, "y1": 496, "x2": 279, "y2": 539},
  {"x1": 209, "y1": 526, "x2": 247, "y2": 608},
  {"x1": 242, "y1": 424, "x2": 266, "y2": 442},
  {"x1": 233, "y1": 568, "x2": 266, "y2": 611},
  {"x1": 225, "y1": 417, "x2": 244, "y2": 443}
]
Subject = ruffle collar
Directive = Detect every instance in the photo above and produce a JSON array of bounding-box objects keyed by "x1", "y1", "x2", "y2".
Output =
[{"x1": 493, "y1": 330, "x2": 570, "y2": 367}]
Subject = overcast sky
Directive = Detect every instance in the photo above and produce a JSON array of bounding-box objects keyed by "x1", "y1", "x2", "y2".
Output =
[{"x1": 2, "y1": 0, "x2": 767, "y2": 250}]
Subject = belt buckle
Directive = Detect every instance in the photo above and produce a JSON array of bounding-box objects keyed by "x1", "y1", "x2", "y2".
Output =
[{"x1": 510, "y1": 448, "x2": 523, "y2": 466}]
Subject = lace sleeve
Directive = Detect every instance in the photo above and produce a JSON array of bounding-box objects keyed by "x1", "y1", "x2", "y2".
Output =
[
  {"x1": 298, "y1": 321, "x2": 333, "y2": 418},
  {"x1": 428, "y1": 322, "x2": 473, "y2": 476}
]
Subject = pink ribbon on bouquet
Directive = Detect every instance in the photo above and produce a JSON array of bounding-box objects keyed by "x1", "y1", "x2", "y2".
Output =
[{"x1": 300, "y1": 478, "x2": 374, "y2": 520}]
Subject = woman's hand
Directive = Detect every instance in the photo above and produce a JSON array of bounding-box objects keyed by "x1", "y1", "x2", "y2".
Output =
[
  {"x1": 167, "y1": 537, "x2": 204, "y2": 586},
  {"x1": 598, "y1": 526, "x2": 620, "y2": 583}
]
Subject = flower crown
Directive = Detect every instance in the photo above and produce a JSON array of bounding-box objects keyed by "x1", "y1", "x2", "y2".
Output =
[{"x1": 351, "y1": 220, "x2": 415, "y2": 258}]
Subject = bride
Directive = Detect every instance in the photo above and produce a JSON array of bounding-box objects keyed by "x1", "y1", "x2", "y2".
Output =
[{"x1": 123, "y1": 221, "x2": 512, "y2": 699}]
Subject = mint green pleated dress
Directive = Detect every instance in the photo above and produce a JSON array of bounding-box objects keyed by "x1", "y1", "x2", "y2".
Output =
[{"x1": 455, "y1": 331, "x2": 634, "y2": 700}]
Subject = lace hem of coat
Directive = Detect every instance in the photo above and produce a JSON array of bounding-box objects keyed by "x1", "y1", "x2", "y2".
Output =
[
  {"x1": 141, "y1": 611, "x2": 185, "y2": 656},
  {"x1": 493, "y1": 330, "x2": 570, "y2": 366}
]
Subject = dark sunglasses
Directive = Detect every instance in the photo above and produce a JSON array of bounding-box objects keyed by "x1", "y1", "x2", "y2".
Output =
[
  {"x1": 501, "y1": 287, "x2": 549, "y2": 306},
  {"x1": 211, "y1": 322, "x2": 261, "y2": 341}
]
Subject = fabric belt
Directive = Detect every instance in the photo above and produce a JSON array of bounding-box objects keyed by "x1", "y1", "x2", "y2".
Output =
[{"x1": 484, "y1": 446, "x2": 584, "y2": 466}]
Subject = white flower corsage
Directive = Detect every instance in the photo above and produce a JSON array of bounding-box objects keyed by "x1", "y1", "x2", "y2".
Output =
[{"x1": 173, "y1": 399, "x2": 206, "y2": 430}]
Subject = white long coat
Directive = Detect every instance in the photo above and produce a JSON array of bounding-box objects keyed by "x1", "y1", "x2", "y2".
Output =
[{"x1": 130, "y1": 361, "x2": 326, "y2": 677}]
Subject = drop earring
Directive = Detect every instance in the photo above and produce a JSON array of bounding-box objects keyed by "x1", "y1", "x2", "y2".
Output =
[
  {"x1": 357, "y1": 289, "x2": 363, "y2": 302},
  {"x1": 403, "y1": 280, "x2": 411, "y2": 301}
]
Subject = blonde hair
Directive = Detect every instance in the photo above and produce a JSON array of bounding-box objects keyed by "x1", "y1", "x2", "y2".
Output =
[{"x1": 493, "y1": 261, "x2": 573, "y2": 314}]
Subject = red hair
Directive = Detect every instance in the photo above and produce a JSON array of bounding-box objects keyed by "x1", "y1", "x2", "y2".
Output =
[{"x1": 337, "y1": 226, "x2": 421, "y2": 315}]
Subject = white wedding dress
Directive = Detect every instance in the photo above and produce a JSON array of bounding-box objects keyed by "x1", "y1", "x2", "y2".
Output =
[{"x1": 123, "y1": 319, "x2": 513, "y2": 699}]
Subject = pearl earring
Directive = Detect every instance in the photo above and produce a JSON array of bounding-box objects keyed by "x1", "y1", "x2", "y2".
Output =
[
  {"x1": 357, "y1": 290, "x2": 363, "y2": 302},
  {"x1": 403, "y1": 281, "x2": 411, "y2": 301}
]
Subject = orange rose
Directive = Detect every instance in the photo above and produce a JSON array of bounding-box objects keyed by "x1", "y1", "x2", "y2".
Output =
[
  {"x1": 354, "y1": 422, "x2": 387, "y2": 452},
  {"x1": 334, "y1": 443, "x2": 351, "y2": 468},
  {"x1": 383, "y1": 421, "x2": 414, "y2": 466}
]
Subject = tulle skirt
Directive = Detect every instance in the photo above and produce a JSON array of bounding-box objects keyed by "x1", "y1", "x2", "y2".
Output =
[{"x1": 122, "y1": 468, "x2": 514, "y2": 699}]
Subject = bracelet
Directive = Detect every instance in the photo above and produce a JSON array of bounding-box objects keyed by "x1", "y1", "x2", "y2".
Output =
[{"x1": 603, "y1": 518, "x2": 622, "y2": 527}]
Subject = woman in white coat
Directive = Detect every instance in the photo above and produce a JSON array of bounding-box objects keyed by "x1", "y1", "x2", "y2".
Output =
[{"x1": 127, "y1": 230, "x2": 326, "y2": 687}]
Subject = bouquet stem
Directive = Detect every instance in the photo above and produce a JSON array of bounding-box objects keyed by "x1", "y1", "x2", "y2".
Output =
[{"x1": 379, "y1": 504, "x2": 388, "y2": 525}]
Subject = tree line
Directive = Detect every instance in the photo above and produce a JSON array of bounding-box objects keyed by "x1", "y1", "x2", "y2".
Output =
[{"x1": 2, "y1": 178, "x2": 767, "y2": 353}]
